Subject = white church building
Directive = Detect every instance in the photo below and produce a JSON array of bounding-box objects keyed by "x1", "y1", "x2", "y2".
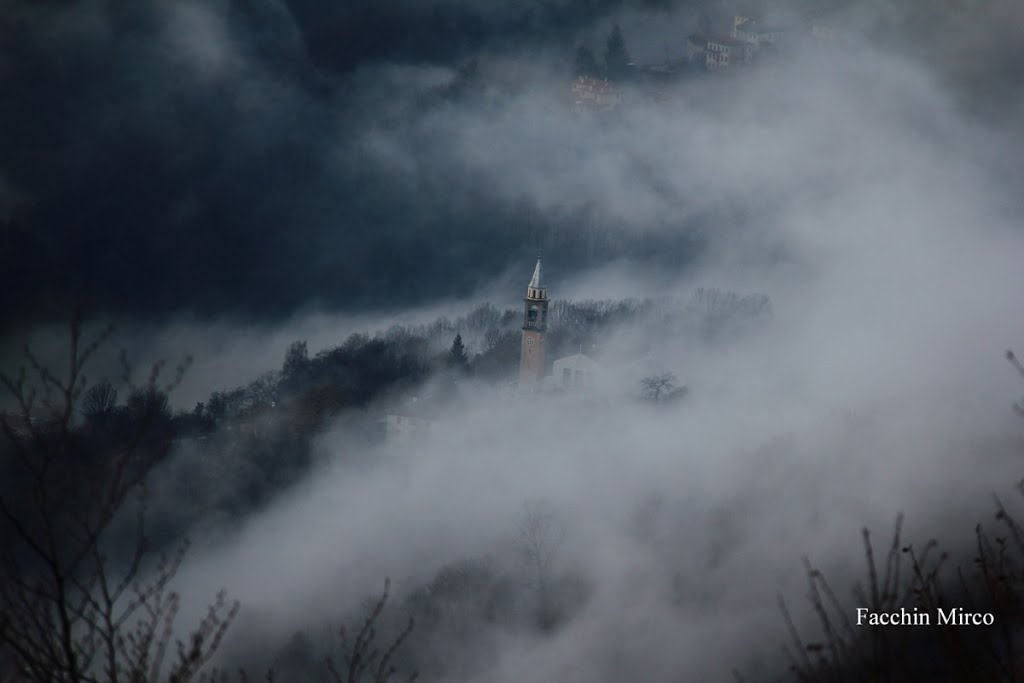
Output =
[{"x1": 551, "y1": 352, "x2": 599, "y2": 392}]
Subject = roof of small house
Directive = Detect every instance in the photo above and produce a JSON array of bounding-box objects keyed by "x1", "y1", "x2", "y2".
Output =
[{"x1": 553, "y1": 353, "x2": 600, "y2": 370}]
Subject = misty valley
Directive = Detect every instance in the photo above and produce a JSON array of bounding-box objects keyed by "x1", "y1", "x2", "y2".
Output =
[{"x1": 3, "y1": 0, "x2": 1024, "y2": 682}]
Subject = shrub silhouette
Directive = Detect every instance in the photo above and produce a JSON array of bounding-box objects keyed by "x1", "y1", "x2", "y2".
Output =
[
  {"x1": 757, "y1": 352, "x2": 1024, "y2": 682},
  {"x1": 0, "y1": 315, "x2": 418, "y2": 683},
  {"x1": 0, "y1": 312, "x2": 238, "y2": 683}
]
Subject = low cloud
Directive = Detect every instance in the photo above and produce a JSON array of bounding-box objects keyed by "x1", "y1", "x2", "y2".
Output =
[{"x1": 4, "y1": 1, "x2": 1024, "y2": 680}]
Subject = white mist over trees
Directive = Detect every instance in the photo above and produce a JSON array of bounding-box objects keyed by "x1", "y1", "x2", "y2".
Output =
[{"x1": 3, "y1": 0, "x2": 1024, "y2": 682}]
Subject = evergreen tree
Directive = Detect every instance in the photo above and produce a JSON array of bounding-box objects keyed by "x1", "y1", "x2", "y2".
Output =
[
  {"x1": 448, "y1": 333, "x2": 470, "y2": 371},
  {"x1": 604, "y1": 24, "x2": 630, "y2": 81},
  {"x1": 280, "y1": 339, "x2": 310, "y2": 396},
  {"x1": 573, "y1": 45, "x2": 599, "y2": 78},
  {"x1": 283, "y1": 339, "x2": 309, "y2": 376}
]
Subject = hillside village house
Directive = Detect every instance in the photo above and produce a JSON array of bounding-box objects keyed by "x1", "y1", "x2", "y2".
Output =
[
  {"x1": 379, "y1": 413, "x2": 434, "y2": 444},
  {"x1": 704, "y1": 35, "x2": 755, "y2": 71},
  {"x1": 686, "y1": 33, "x2": 754, "y2": 72},
  {"x1": 571, "y1": 76, "x2": 620, "y2": 112},
  {"x1": 733, "y1": 19, "x2": 788, "y2": 46},
  {"x1": 810, "y1": 21, "x2": 838, "y2": 42},
  {"x1": 688, "y1": 15, "x2": 793, "y2": 72}
]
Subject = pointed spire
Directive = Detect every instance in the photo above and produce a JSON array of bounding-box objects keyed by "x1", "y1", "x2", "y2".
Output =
[{"x1": 529, "y1": 256, "x2": 544, "y2": 289}]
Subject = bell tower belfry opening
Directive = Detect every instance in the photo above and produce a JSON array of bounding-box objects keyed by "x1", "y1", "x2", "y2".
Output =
[{"x1": 519, "y1": 256, "x2": 549, "y2": 389}]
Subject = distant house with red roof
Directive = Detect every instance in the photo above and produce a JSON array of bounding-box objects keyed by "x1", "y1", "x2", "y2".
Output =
[{"x1": 571, "y1": 76, "x2": 620, "y2": 112}]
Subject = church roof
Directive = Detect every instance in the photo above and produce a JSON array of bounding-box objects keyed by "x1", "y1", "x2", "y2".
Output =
[
  {"x1": 529, "y1": 257, "x2": 545, "y2": 289},
  {"x1": 552, "y1": 353, "x2": 600, "y2": 369}
]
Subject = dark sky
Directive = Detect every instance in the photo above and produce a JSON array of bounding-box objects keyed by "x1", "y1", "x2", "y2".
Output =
[
  {"x1": 0, "y1": 0, "x2": 696, "y2": 329},
  {"x1": 2, "y1": 0, "x2": 1022, "y2": 330}
]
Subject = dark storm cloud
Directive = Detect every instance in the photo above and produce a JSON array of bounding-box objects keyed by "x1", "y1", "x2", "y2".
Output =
[
  {"x1": 4, "y1": 0, "x2": 1022, "y2": 330},
  {"x1": 2, "y1": 1, "x2": 317, "y2": 319},
  {"x1": 0, "y1": 0, "x2": 684, "y2": 329}
]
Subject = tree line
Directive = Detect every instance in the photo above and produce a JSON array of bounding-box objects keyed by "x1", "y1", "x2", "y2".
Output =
[
  {"x1": 574, "y1": 24, "x2": 630, "y2": 81},
  {"x1": 0, "y1": 290, "x2": 777, "y2": 683}
]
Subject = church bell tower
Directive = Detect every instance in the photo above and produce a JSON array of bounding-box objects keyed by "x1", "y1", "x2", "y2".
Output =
[{"x1": 519, "y1": 256, "x2": 549, "y2": 388}]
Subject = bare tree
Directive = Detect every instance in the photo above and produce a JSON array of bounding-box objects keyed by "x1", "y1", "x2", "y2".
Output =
[
  {"x1": 767, "y1": 500, "x2": 1024, "y2": 682},
  {"x1": 515, "y1": 499, "x2": 566, "y2": 629},
  {"x1": 517, "y1": 500, "x2": 564, "y2": 594},
  {"x1": 640, "y1": 372, "x2": 685, "y2": 404},
  {"x1": 1007, "y1": 349, "x2": 1024, "y2": 417},
  {"x1": 0, "y1": 312, "x2": 237, "y2": 683},
  {"x1": 325, "y1": 580, "x2": 416, "y2": 683}
]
